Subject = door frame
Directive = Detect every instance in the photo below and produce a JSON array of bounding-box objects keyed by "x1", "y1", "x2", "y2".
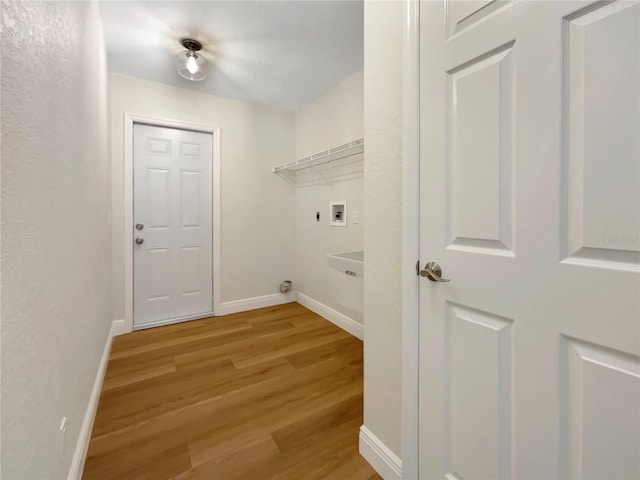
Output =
[
  {"x1": 401, "y1": 0, "x2": 421, "y2": 478},
  {"x1": 122, "y1": 113, "x2": 221, "y2": 333}
]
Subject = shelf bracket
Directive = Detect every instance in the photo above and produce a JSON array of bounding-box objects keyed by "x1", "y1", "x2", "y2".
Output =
[{"x1": 310, "y1": 165, "x2": 332, "y2": 186}]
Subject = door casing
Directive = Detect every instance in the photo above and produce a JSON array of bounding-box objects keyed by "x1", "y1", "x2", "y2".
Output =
[
  {"x1": 401, "y1": 0, "x2": 421, "y2": 478},
  {"x1": 122, "y1": 113, "x2": 221, "y2": 334}
]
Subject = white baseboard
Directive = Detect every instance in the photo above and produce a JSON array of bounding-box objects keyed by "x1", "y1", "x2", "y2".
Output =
[
  {"x1": 111, "y1": 318, "x2": 126, "y2": 336},
  {"x1": 359, "y1": 426, "x2": 402, "y2": 480},
  {"x1": 218, "y1": 292, "x2": 298, "y2": 316},
  {"x1": 296, "y1": 292, "x2": 363, "y2": 340},
  {"x1": 67, "y1": 320, "x2": 116, "y2": 479},
  {"x1": 132, "y1": 312, "x2": 215, "y2": 331}
]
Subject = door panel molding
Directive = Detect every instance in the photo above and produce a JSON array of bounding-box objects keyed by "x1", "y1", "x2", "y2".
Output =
[
  {"x1": 446, "y1": 0, "x2": 512, "y2": 40},
  {"x1": 445, "y1": 302, "x2": 513, "y2": 479},
  {"x1": 561, "y1": 1, "x2": 640, "y2": 272},
  {"x1": 446, "y1": 41, "x2": 515, "y2": 256},
  {"x1": 122, "y1": 113, "x2": 221, "y2": 334},
  {"x1": 560, "y1": 335, "x2": 640, "y2": 478}
]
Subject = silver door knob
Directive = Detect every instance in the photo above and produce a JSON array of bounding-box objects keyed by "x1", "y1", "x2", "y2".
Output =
[
  {"x1": 135, "y1": 237, "x2": 144, "y2": 245},
  {"x1": 420, "y1": 262, "x2": 450, "y2": 282},
  {"x1": 135, "y1": 223, "x2": 144, "y2": 231}
]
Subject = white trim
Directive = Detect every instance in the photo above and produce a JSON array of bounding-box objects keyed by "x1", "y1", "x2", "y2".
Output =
[
  {"x1": 111, "y1": 318, "x2": 126, "y2": 336},
  {"x1": 133, "y1": 311, "x2": 214, "y2": 331},
  {"x1": 122, "y1": 113, "x2": 221, "y2": 334},
  {"x1": 296, "y1": 292, "x2": 363, "y2": 340},
  {"x1": 359, "y1": 426, "x2": 403, "y2": 480},
  {"x1": 217, "y1": 292, "x2": 297, "y2": 316},
  {"x1": 402, "y1": 0, "x2": 421, "y2": 478},
  {"x1": 67, "y1": 321, "x2": 116, "y2": 479}
]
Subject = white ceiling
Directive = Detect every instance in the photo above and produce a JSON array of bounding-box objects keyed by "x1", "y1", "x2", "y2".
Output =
[{"x1": 99, "y1": 1, "x2": 364, "y2": 111}]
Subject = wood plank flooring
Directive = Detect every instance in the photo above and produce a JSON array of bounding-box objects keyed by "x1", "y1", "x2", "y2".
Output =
[{"x1": 83, "y1": 303, "x2": 380, "y2": 480}]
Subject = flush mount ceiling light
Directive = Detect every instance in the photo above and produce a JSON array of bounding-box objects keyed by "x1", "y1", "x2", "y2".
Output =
[{"x1": 176, "y1": 38, "x2": 206, "y2": 81}]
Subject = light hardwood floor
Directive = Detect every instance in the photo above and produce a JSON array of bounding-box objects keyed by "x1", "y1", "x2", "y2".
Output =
[{"x1": 83, "y1": 302, "x2": 380, "y2": 480}]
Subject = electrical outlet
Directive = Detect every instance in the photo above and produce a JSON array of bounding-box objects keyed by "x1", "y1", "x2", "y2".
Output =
[
  {"x1": 59, "y1": 417, "x2": 67, "y2": 462},
  {"x1": 352, "y1": 210, "x2": 359, "y2": 224}
]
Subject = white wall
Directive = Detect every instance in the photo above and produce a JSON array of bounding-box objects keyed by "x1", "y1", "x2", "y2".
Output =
[
  {"x1": 1, "y1": 1, "x2": 112, "y2": 478},
  {"x1": 363, "y1": 0, "x2": 403, "y2": 457},
  {"x1": 296, "y1": 70, "x2": 364, "y2": 158},
  {"x1": 294, "y1": 70, "x2": 364, "y2": 317},
  {"x1": 110, "y1": 74, "x2": 296, "y2": 320}
]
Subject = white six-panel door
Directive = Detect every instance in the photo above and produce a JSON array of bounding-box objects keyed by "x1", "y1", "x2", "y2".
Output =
[
  {"x1": 133, "y1": 124, "x2": 213, "y2": 327},
  {"x1": 418, "y1": 1, "x2": 639, "y2": 478}
]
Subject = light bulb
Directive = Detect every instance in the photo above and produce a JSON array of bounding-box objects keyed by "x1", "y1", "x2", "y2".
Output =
[
  {"x1": 186, "y1": 53, "x2": 198, "y2": 74},
  {"x1": 175, "y1": 40, "x2": 206, "y2": 81}
]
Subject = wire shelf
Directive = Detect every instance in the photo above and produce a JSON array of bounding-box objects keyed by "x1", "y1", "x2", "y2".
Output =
[{"x1": 273, "y1": 138, "x2": 364, "y2": 186}]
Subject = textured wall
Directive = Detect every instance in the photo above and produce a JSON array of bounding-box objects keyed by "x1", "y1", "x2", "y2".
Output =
[
  {"x1": 110, "y1": 74, "x2": 296, "y2": 315},
  {"x1": 1, "y1": 1, "x2": 112, "y2": 478},
  {"x1": 294, "y1": 70, "x2": 364, "y2": 315},
  {"x1": 363, "y1": 0, "x2": 404, "y2": 456}
]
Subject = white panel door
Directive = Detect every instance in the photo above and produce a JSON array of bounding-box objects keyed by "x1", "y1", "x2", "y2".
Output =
[
  {"x1": 419, "y1": 1, "x2": 640, "y2": 478},
  {"x1": 133, "y1": 124, "x2": 213, "y2": 327}
]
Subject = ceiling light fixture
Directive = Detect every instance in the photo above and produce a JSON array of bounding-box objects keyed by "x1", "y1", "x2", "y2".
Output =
[{"x1": 176, "y1": 39, "x2": 205, "y2": 81}]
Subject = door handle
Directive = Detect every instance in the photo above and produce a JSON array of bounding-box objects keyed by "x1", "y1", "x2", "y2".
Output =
[
  {"x1": 135, "y1": 223, "x2": 144, "y2": 231},
  {"x1": 420, "y1": 262, "x2": 450, "y2": 282},
  {"x1": 135, "y1": 237, "x2": 144, "y2": 245}
]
